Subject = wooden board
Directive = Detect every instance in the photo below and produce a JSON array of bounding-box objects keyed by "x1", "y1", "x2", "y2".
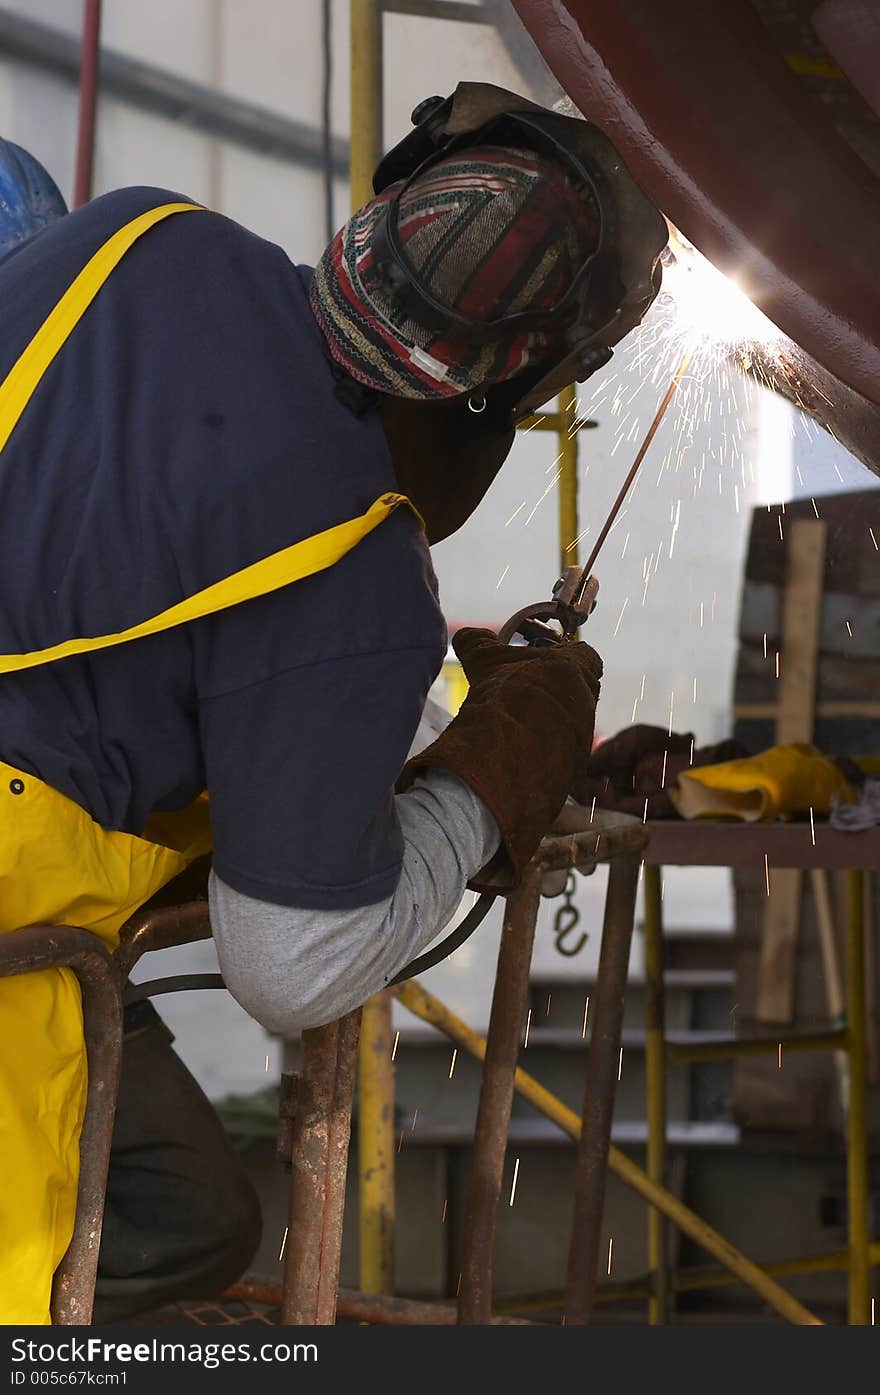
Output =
[{"x1": 756, "y1": 520, "x2": 826, "y2": 1024}]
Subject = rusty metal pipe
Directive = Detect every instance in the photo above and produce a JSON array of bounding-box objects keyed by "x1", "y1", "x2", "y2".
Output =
[
  {"x1": 457, "y1": 864, "x2": 543, "y2": 1324},
  {"x1": 114, "y1": 900, "x2": 212, "y2": 983},
  {"x1": 228, "y1": 1274, "x2": 538, "y2": 1324},
  {"x1": 0, "y1": 925, "x2": 123, "y2": 1325},
  {"x1": 564, "y1": 853, "x2": 641, "y2": 1324},
  {"x1": 73, "y1": 0, "x2": 102, "y2": 207},
  {"x1": 283, "y1": 1020, "x2": 340, "y2": 1323},
  {"x1": 315, "y1": 1010, "x2": 361, "y2": 1324}
]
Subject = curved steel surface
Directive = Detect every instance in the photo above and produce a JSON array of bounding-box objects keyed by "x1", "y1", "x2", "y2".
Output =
[{"x1": 511, "y1": 0, "x2": 880, "y2": 413}]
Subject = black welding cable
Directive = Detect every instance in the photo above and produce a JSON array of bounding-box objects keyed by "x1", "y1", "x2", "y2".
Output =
[{"x1": 321, "y1": 0, "x2": 334, "y2": 243}]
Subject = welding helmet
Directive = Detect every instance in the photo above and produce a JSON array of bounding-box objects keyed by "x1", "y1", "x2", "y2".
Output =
[
  {"x1": 0, "y1": 139, "x2": 68, "y2": 259},
  {"x1": 368, "y1": 83, "x2": 668, "y2": 419}
]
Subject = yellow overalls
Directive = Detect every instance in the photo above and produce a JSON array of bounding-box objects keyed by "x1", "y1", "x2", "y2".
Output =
[{"x1": 0, "y1": 202, "x2": 417, "y2": 1323}]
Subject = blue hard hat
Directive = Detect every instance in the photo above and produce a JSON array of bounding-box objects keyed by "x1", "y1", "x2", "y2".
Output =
[{"x1": 0, "y1": 139, "x2": 68, "y2": 258}]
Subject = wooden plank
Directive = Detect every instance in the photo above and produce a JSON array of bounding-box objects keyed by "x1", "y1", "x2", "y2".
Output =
[
  {"x1": 734, "y1": 699, "x2": 880, "y2": 720},
  {"x1": 734, "y1": 643, "x2": 880, "y2": 706},
  {"x1": 757, "y1": 520, "x2": 827, "y2": 1024}
]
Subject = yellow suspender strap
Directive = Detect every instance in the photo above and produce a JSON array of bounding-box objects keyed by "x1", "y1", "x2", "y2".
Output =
[
  {"x1": 0, "y1": 202, "x2": 421, "y2": 676},
  {"x1": 0, "y1": 493, "x2": 416, "y2": 674},
  {"x1": 0, "y1": 202, "x2": 202, "y2": 455}
]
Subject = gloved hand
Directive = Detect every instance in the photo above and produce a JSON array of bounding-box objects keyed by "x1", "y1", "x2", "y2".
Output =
[
  {"x1": 399, "y1": 627, "x2": 602, "y2": 891},
  {"x1": 578, "y1": 723, "x2": 750, "y2": 818}
]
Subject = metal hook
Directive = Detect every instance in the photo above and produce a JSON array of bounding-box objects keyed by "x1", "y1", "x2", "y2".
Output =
[{"x1": 553, "y1": 871, "x2": 589, "y2": 957}]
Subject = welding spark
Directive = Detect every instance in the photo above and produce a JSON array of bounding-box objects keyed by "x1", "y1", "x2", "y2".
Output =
[
  {"x1": 810, "y1": 807, "x2": 816, "y2": 847},
  {"x1": 613, "y1": 597, "x2": 629, "y2": 637},
  {"x1": 264, "y1": 1054, "x2": 270, "y2": 1073},
  {"x1": 278, "y1": 1226, "x2": 289, "y2": 1263},
  {"x1": 607, "y1": 1237, "x2": 614, "y2": 1275},
  {"x1": 618, "y1": 1047, "x2": 624, "y2": 1082},
  {"x1": 778, "y1": 1042, "x2": 783, "y2": 1070},
  {"x1": 391, "y1": 1030, "x2": 400, "y2": 1062},
  {"x1": 846, "y1": 620, "x2": 854, "y2": 638},
  {"x1": 523, "y1": 1008, "x2": 532, "y2": 1050},
  {"x1": 582, "y1": 995, "x2": 590, "y2": 1039},
  {"x1": 448, "y1": 1048, "x2": 457, "y2": 1080},
  {"x1": 545, "y1": 991, "x2": 552, "y2": 1017},
  {"x1": 870, "y1": 528, "x2": 878, "y2": 552},
  {"x1": 496, "y1": 564, "x2": 510, "y2": 589},
  {"x1": 411, "y1": 1107, "x2": 419, "y2": 1132},
  {"x1": 765, "y1": 854, "x2": 771, "y2": 897},
  {"x1": 509, "y1": 1157, "x2": 521, "y2": 1207}
]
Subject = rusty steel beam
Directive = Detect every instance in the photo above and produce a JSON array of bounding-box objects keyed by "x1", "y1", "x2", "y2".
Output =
[
  {"x1": 0, "y1": 925, "x2": 123, "y2": 1325},
  {"x1": 813, "y1": 1, "x2": 880, "y2": 120},
  {"x1": 511, "y1": 0, "x2": 880, "y2": 436},
  {"x1": 564, "y1": 853, "x2": 641, "y2": 1323}
]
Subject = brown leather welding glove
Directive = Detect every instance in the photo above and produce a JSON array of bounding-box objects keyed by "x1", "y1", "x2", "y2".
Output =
[{"x1": 399, "y1": 628, "x2": 602, "y2": 892}]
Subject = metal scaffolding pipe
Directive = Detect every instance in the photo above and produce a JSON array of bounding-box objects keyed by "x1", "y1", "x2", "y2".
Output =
[
  {"x1": 72, "y1": 0, "x2": 101, "y2": 207},
  {"x1": 457, "y1": 866, "x2": 543, "y2": 1324},
  {"x1": 564, "y1": 853, "x2": 640, "y2": 1323},
  {"x1": 643, "y1": 862, "x2": 669, "y2": 1324}
]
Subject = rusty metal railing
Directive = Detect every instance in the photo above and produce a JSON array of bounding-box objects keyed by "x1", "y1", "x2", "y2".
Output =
[{"x1": 0, "y1": 924, "x2": 122, "y2": 1324}]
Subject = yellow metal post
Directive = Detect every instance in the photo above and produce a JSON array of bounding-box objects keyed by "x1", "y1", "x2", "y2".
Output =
[
  {"x1": 351, "y1": 0, "x2": 395, "y2": 1296},
  {"x1": 643, "y1": 863, "x2": 668, "y2": 1323},
  {"x1": 556, "y1": 384, "x2": 578, "y2": 571},
  {"x1": 350, "y1": 0, "x2": 383, "y2": 207},
  {"x1": 845, "y1": 869, "x2": 871, "y2": 1324}
]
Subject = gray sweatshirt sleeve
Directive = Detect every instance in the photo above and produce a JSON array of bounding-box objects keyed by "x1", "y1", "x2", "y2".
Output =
[{"x1": 208, "y1": 769, "x2": 499, "y2": 1035}]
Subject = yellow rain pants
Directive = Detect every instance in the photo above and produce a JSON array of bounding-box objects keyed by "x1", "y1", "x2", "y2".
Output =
[
  {"x1": 0, "y1": 202, "x2": 418, "y2": 1322},
  {"x1": 670, "y1": 742, "x2": 853, "y2": 822}
]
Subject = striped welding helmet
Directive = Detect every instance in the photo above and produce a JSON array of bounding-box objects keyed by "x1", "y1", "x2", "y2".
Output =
[{"x1": 309, "y1": 144, "x2": 599, "y2": 400}]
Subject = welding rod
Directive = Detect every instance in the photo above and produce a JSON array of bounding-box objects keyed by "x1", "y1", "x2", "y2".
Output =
[{"x1": 573, "y1": 350, "x2": 692, "y2": 609}]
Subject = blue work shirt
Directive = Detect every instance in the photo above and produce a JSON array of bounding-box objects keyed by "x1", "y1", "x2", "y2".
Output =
[{"x1": 0, "y1": 187, "x2": 447, "y2": 909}]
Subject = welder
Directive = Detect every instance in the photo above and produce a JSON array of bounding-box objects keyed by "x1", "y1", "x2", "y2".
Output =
[{"x1": 0, "y1": 84, "x2": 666, "y2": 1322}]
